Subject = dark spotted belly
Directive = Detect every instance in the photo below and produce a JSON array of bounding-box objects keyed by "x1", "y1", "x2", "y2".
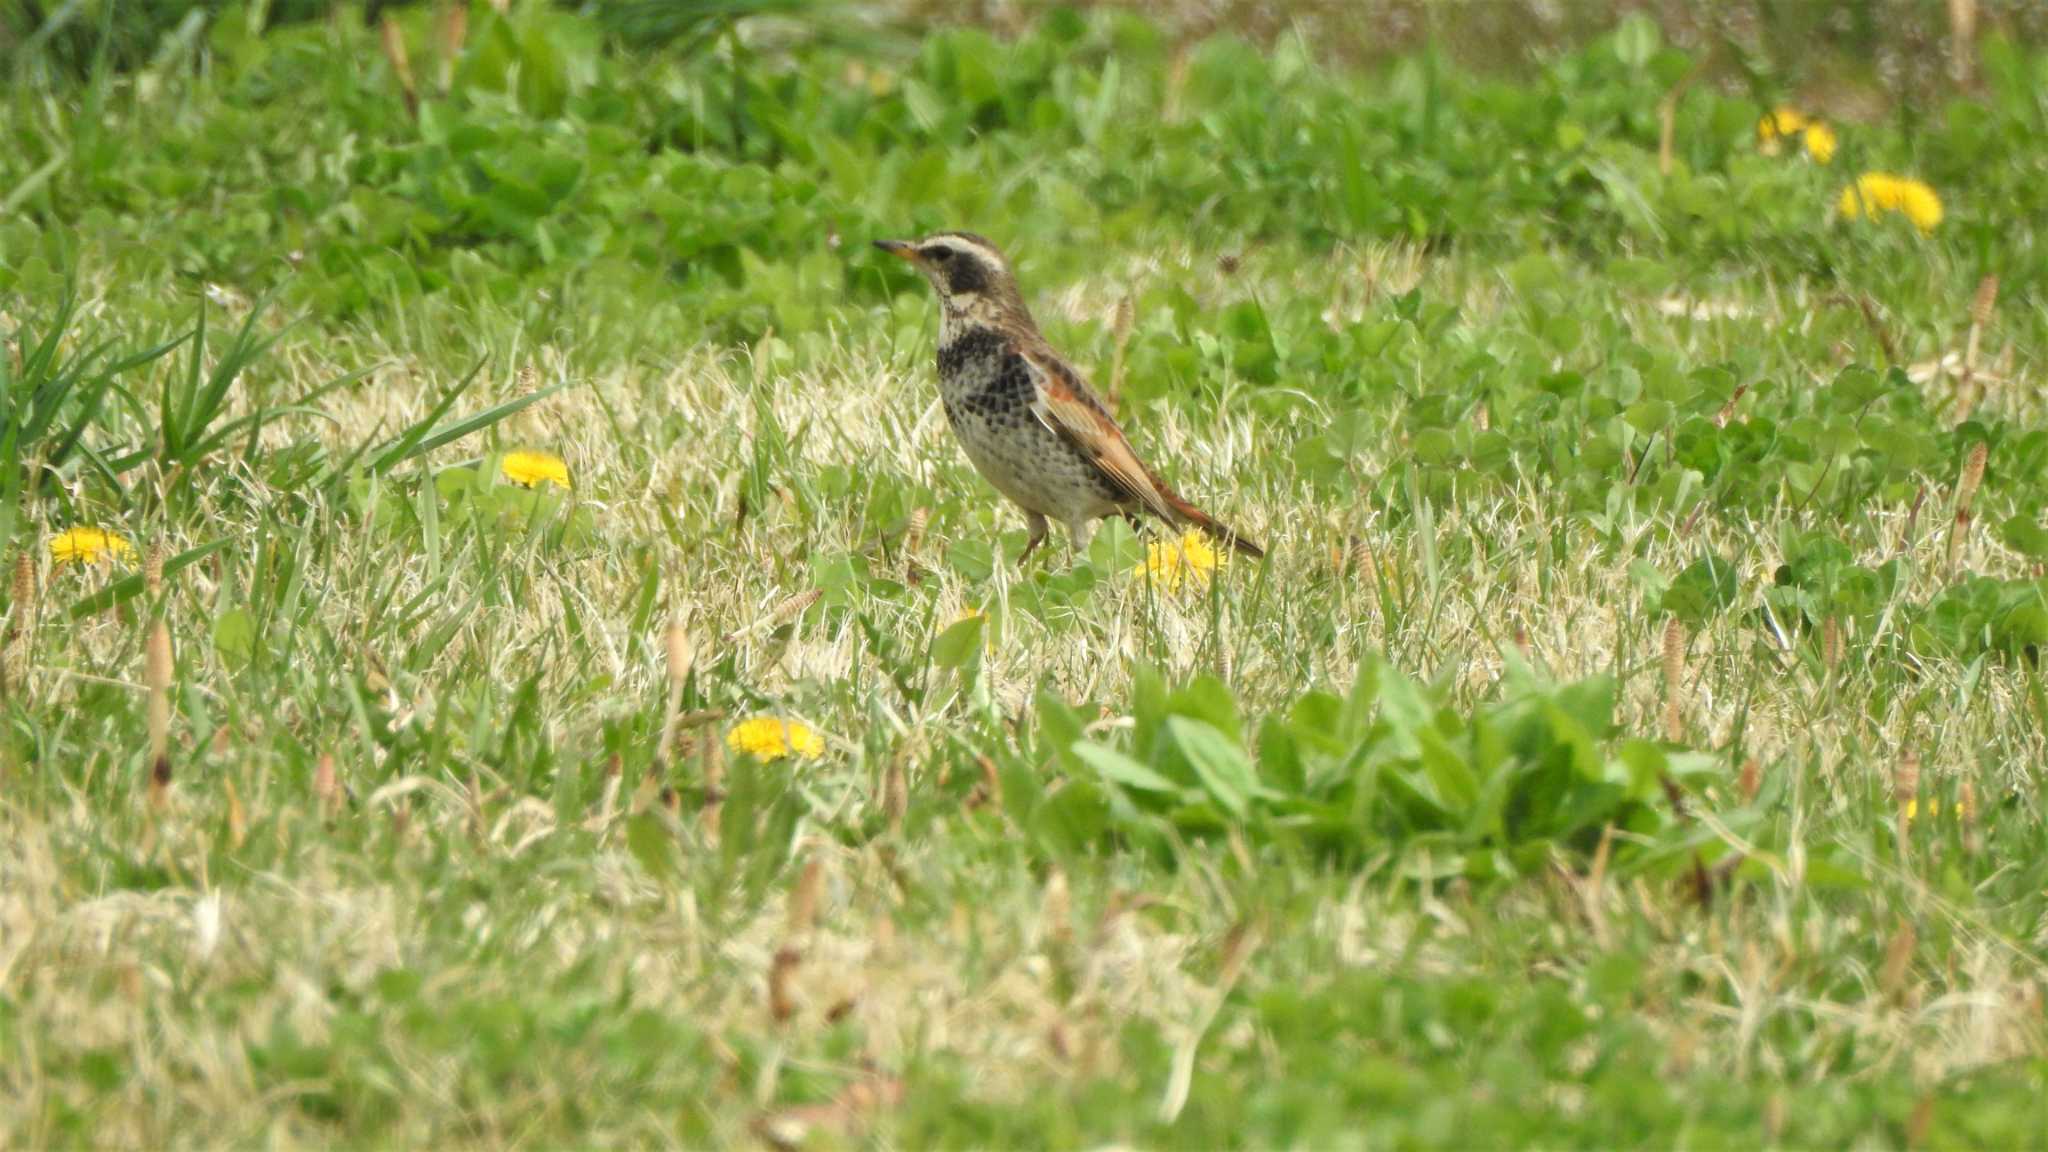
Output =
[{"x1": 936, "y1": 332, "x2": 1124, "y2": 520}]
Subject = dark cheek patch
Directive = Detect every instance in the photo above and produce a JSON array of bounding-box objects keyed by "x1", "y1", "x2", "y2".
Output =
[{"x1": 945, "y1": 259, "x2": 988, "y2": 295}]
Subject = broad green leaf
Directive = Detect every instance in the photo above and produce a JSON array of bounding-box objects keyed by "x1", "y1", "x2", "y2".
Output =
[
  {"x1": 929, "y1": 613, "x2": 985, "y2": 669},
  {"x1": 1662, "y1": 555, "x2": 1741, "y2": 625},
  {"x1": 946, "y1": 537, "x2": 993, "y2": 581},
  {"x1": 2000, "y1": 510, "x2": 2048, "y2": 559},
  {"x1": 1166, "y1": 715, "x2": 1257, "y2": 818},
  {"x1": 1374, "y1": 661, "x2": 1435, "y2": 755},
  {"x1": 1031, "y1": 778, "x2": 1111, "y2": 858},
  {"x1": 1089, "y1": 515, "x2": 1143, "y2": 575},
  {"x1": 625, "y1": 813, "x2": 679, "y2": 886},
  {"x1": 1416, "y1": 725, "x2": 1478, "y2": 812},
  {"x1": 1168, "y1": 675, "x2": 1243, "y2": 744},
  {"x1": 1612, "y1": 13, "x2": 1660, "y2": 68},
  {"x1": 212, "y1": 608, "x2": 256, "y2": 665},
  {"x1": 1036, "y1": 689, "x2": 1087, "y2": 771},
  {"x1": 1071, "y1": 741, "x2": 1182, "y2": 796}
]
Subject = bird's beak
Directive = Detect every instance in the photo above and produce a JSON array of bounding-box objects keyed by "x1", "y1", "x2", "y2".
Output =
[{"x1": 874, "y1": 239, "x2": 920, "y2": 264}]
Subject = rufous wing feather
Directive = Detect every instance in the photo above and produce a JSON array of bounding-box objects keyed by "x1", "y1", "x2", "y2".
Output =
[
  {"x1": 1024, "y1": 351, "x2": 1177, "y2": 523},
  {"x1": 1023, "y1": 345, "x2": 1264, "y2": 558},
  {"x1": 1159, "y1": 487, "x2": 1265, "y2": 559}
]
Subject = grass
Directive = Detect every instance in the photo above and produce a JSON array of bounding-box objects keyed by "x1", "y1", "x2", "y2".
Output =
[{"x1": 5, "y1": 2, "x2": 2048, "y2": 1147}]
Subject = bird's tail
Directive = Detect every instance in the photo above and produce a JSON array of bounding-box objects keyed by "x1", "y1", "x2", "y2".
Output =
[{"x1": 1160, "y1": 487, "x2": 1265, "y2": 560}]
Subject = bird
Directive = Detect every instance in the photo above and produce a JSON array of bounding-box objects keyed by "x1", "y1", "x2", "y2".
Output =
[{"x1": 876, "y1": 231, "x2": 1263, "y2": 567}]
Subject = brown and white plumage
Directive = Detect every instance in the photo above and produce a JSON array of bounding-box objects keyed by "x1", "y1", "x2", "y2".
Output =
[{"x1": 877, "y1": 231, "x2": 1263, "y2": 566}]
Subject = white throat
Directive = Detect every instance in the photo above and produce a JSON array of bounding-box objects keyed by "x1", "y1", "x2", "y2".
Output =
[{"x1": 938, "y1": 294, "x2": 1005, "y2": 342}]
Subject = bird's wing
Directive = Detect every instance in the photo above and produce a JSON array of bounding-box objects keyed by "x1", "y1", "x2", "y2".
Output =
[{"x1": 1019, "y1": 344, "x2": 1176, "y2": 523}]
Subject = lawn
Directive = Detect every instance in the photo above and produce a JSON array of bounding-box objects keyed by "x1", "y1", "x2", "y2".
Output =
[{"x1": 4, "y1": 2, "x2": 2048, "y2": 1147}]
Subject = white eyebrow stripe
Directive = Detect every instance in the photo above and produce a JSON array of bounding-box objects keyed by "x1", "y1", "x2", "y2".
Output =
[{"x1": 927, "y1": 235, "x2": 1006, "y2": 269}]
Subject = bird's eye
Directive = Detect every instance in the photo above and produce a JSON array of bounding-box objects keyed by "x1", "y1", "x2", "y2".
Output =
[{"x1": 927, "y1": 247, "x2": 953, "y2": 264}]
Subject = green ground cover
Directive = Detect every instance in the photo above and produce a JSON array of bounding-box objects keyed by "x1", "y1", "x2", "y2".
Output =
[{"x1": 4, "y1": 3, "x2": 2048, "y2": 1146}]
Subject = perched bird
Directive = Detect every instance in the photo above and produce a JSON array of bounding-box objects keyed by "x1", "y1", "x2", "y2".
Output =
[{"x1": 877, "y1": 232, "x2": 1263, "y2": 566}]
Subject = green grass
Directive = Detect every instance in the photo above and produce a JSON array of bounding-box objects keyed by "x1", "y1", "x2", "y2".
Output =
[{"x1": 5, "y1": 3, "x2": 2048, "y2": 1147}]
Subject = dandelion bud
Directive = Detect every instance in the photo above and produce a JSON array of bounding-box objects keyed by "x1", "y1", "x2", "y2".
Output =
[
  {"x1": 1948, "y1": 444, "x2": 1989, "y2": 576},
  {"x1": 5, "y1": 551, "x2": 35, "y2": 693},
  {"x1": 1661, "y1": 617, "x2": 1685, "y2": 742},
  {"x1": 145, "y1": 619, "x2": 173, "y2": 691},
  {"x1": 1894, "y1": 747, "x2": 1921, "y2": 805},
  {"x1": 904, "y1": 507, "x2": 928, "y2": 557},
  {"x1": 1351, "y1": 539, "x2": 1377, "y2": 586},
  {"x1": 1041, "y1": 869, "x2": 1072, "y2": 949},
  {"x1": 146, "y1": 620, "x2": 173, "y2": 798},
  {"x1": 972, "y1": 753, "x2": 1001, "y2": 814},
  {"x1": 380, "y1": 15, "x2": 418, "y2": 117},
  {"x1": 438, "y1": 0, "x2": 467, "y2": 90},
  {"x1": 664, "y1": 624, "x2": 693, "y2": 686},
  {"x1": 223, "y1": 778, "x2": 247, "y2": 848},
  {"x1": 787, "y1": 854, "x2": 823, "y2": 939},
  {"x1": 768, "y1": 945, "x2": 800, "y2": 1024},
  {"x1": 1971, "y1": 277, "x2": 1999, "y2": 328},
  {"x1": 11, "y1": 552, "x2": 32, "y2": 613},
  {"x1": 1957, "y1": 442, "x2": 1988, "y2": 517},
  {"x1": 313, "y1": 753, "x2": 339, "y2": 817},
  {"x1": 1880, "y1": 918, "x2": 1916, "y2": 998},
  {"x1": 770, "y1": 582, "x2": 815, "y2": 627},
  {"x1": 726, "y1": 589, "x2": 821, "y2": 644},
  {"x1": 883, "y1": 753, "x2": 908, "y2": 834}
]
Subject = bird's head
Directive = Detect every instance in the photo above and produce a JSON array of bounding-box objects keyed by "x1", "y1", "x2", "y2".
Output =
[{"x1": 874, "y1": 232, "x2": 1027, "y2": 322}]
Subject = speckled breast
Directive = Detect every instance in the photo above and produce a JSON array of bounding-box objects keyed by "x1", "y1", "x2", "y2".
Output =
[{"x1": 934, "y1": 328, "x2": 1124, "y2": 520}]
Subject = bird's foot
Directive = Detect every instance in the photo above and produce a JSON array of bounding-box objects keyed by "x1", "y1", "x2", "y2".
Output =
[{"x1": 1017, "y1": 512, "x2": 1049, "y2": 570}]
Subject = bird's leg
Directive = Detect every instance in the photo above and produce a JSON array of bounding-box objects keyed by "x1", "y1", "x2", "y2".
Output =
[
  {"x1": 1066, "y1": 517, "x2": 1096, "y2": 557},
  {"x1": 1017, "y1": 511, "x2": 1049, "y2": 568}
]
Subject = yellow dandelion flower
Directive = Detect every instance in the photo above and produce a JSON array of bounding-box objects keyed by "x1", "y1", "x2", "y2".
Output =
[
  {"x1": 500, "y1": 450, "x2": 571, "y2": 489},
  {"x1": 1756, "y1": 106, "x2": 1805, "y2": 155},
  {"x1": 1135, "y1": 530, "x2": 1224, "y2": 592},
  {"x1": 1801, "y1": 122, "x2": 1837, "y2": 164},
  {"x1": 1758, "y1": 107, "x2": 1837, "y2": 163},
  {"x1": 1901, "y1": 795, "x2": 1972, "y2": 823},
  {"x1": 49, "y1": 527, "x2": 137, "y2": 567},
  {"x1": 1838, "y1": 173, "x2": 1943, "y2": 233},
  {"x1": 727, "y1": 716, "x2": 825, "y2": 762}
]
